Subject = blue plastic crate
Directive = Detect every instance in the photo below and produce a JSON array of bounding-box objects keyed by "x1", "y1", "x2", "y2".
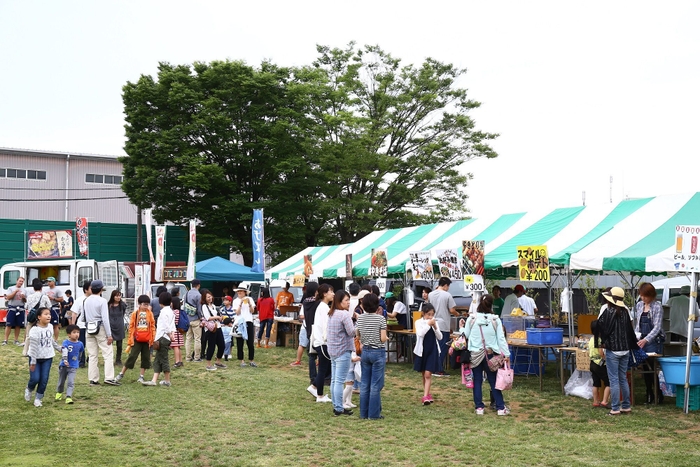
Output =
[{"x1": 526, "y1": 328, "x2": 563, "y2": 345}]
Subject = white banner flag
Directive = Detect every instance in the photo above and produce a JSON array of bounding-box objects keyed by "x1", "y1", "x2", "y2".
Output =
[
  {"x1": 187, "y1": 220, "x2": 196, "y2": 280},
  {"x1": 144, "y1": 209, "x2": 155, "y2": 263},
  {"x1": 155, "y1": 225, "x2": 166, "y2": 282}
]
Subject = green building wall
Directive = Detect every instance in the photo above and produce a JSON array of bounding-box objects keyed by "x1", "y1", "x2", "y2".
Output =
[{"x1": 0, "y1": 219, "x2": 224, "y2": 268}]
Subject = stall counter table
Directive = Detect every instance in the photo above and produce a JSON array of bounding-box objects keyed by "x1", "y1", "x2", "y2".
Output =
[
  {"x1": 273, "y1": 317, "x2": 302, "y2": 348},
  {"x1": 507, "y1": 338, "x2": 565, "y2": 391},
  {"x1": 386, "y1": 329, "x2": 417, "y2": 363}
]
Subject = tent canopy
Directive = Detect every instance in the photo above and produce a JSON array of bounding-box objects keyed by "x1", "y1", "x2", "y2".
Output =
[
  {"x1": 267, "y1": 192, "x2": 700, "y2": 280},
  {"x1": 196, "y1": 256, "x2": 264, "y2": 282}
]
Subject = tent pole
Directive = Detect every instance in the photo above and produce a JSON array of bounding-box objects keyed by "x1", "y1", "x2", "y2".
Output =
[
  {"x1": 683, "y1": 271, "x2": 698, "y2": 414},
  {"x1": 567, "y1": 266, "x2": 575, "y2": 340}
]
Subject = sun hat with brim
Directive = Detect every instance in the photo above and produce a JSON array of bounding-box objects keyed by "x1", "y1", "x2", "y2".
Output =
[
  {"x1": 602, "y1": 286, "x2": 626, "y2": 307},
  {"x1": 234, "y1": 287, "x2": 248, "y2": 293}
]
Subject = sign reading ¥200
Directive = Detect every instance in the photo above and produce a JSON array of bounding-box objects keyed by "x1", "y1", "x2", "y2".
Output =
[{"x1": 673, "y1": 225, "x2": 700, "y2": 272}]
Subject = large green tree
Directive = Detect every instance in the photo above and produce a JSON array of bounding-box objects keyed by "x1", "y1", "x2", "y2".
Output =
[
  {"x1": 304, "y1": 43, "x2": 499, "y2": 244},
  {"x1": 120, "y1": 44, "x2": 498, "y2": 265},
  {"x1": 121, "y1": 60, "x2": 316, "y2": 264}
]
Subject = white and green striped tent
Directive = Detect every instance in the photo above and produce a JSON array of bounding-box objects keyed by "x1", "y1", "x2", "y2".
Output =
[{"x1": 266, "y1": 192, "x2": 700, "y2": 279}]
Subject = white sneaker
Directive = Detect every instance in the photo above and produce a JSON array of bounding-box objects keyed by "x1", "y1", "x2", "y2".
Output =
[
  {"x1": 137, "y1": 376, "x2": 144, "y2": 384},
  {"x1": 498, "y1": 407, "x2": 511, "y2": 416},
  {"x1": 475, "y1": 408, "x2": 485, "y2": 415},
  {"x1": 34, "y1": 399, "x2": 43, "y2": 407},
  {"x1": 316, "y1": 395, "x2": 332, "y2": 403},
  {"x1": 345, "y1": 402, "x2": 357, "y2": 408},
  {"x1": 306, "y1": 385, "x2": 318, "y2": 397},
  {"x1": 24, "y1": 388, "x2": 31, "y2": 402}
]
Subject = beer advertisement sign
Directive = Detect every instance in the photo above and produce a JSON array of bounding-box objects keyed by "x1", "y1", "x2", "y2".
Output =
[{"x1": 673, "y1": 225, "x2": 700, "y2": 271}]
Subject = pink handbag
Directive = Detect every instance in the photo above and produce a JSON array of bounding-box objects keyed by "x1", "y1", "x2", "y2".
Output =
[{"x1": 495, "y1": 359, "x2": 514, "y2": 391}]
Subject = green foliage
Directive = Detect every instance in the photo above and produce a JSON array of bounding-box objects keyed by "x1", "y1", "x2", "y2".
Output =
[
  {"x1": 580, "y1": 275, "x2": 602, "y2": 315},
  {"x1": 121, "y1": 43, "x2": 499, "y2": 263}
]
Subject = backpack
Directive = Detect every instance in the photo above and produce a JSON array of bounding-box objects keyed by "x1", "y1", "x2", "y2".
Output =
[
  {"x1": 176, "y1": 309, "x2": 190, "y2": 334},
  {"x1": 26, "y1": 294, "x2": 46, "y2": 324},
  {"x1": 134, "y1": 311, "x2": 151, "y2": 343}
]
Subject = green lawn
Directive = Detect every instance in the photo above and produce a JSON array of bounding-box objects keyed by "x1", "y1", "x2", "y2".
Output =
[{"x1": 1, "y1": 342, "x2": 698, "y2": 467}]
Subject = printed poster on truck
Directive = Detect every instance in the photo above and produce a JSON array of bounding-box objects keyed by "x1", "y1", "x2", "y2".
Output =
[
  {"x1": 369, "y1": 249, "x2": 388, "y2": 277},
  {"x1": 516, "y1": 245, "x2": 550, "y2": 282},
  {"x1": 408, "y1": 251, "x2": 434, "y2": 280},
  {"x1": 673, "y1": 225, "x2": 700, "y2": 271},
  {"x1": 27, "y1": 230, "x2": 73, "y2": 259},
  {"x1": 436, "y1": 248, "x2": 462, "y2": 280},
  {"x1": 462, "y1": 240, "x2": 485, "y2": 292},
  {"x1": 76, "y1": 218, "x2": 89, "y2": 257},
  {"x1": 303, "y1": 254, "x2": 313, "y2": 277}
]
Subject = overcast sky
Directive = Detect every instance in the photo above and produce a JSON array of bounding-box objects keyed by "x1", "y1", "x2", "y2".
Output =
[{"x1": 1, "y1": 1, "x2": 698, "y2": 218}]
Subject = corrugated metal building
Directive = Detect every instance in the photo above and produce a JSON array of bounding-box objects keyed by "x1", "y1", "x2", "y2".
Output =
[
  {"x1": 0, "y1": 147, "x2": 227, "y2": 268},
  {"x1": 0, "y1": 147, "x2": 136, "y2": 223}
]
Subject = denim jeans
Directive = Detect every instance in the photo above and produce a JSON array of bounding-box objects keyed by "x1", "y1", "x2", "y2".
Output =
[
  {"x1": 258, "y1": 319, "x2": 274, "y2": 339},
  {"x1": 28, "y1": 357, "x2": 53, "y2": 399},
  {"x1": 472, "y1": 356, "x2": 505, "y2": 410},
  {"x1": 360, "y1": 347, "x2": 386, "y2": 419},
  {"x1": 606, "y1": 351, "x2": 631, "y2": 412},
  {"x1": 331, "y1": 351, "x2": 352, "y2": 412}
]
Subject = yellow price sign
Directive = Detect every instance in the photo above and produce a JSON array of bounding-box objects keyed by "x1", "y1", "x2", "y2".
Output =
[{"x1": 516, "y1": 245, "x2": 550, "y2": 282}]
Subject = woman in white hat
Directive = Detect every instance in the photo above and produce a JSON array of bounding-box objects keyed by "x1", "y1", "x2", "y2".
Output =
[
  {"x1": 232, "y1": 287, "x2": 257, "y2": 367},
  {"x1": 597, "y1": 287, "x2": 637, "y2": 415}
]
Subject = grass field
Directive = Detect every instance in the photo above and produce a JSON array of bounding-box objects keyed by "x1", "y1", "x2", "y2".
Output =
[{"x1": 1, "y1": 341, "x2": 699, "y2": 467}]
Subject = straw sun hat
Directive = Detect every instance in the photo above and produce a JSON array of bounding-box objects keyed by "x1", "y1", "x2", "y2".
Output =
[{"x1": 602, "y1": 286, "x2": 626, "y2": 307}]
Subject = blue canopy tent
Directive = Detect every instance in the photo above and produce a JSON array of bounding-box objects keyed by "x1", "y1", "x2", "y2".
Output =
[{"x1": 195, "y1": 256, "x2": 264, "y2": 282}]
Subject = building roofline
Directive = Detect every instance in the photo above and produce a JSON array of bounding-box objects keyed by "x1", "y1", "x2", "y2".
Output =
[{"x1": 0, "y1": 146, "x2": 123, "y2": 161}]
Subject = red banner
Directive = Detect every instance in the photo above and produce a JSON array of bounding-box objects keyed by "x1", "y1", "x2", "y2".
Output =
[{"x1": 76, "y1": 218, "x2": 89, "y2": 257}]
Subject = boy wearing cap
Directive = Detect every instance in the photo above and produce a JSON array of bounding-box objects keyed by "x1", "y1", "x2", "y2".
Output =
[
  {"x1": 78, "y1": 280, "x2": 120, "y2": 386},
  {"x1": 219, "y1": 295, "x2": 236, "y2": 322},
  {"x1": 45, "y1": 277, "x2": 64, "y2": 340}
]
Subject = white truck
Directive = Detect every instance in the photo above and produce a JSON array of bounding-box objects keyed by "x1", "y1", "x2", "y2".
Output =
[{"x1": 0, "y1": 259, "x2": 121, "y2": 320}]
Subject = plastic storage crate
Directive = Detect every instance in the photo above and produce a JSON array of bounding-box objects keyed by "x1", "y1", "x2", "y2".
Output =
[
  {"x1": 509, "y1": 345, "x2": 541, "y2": 375},
  {"x1": 526, "y1": 328, "x2": 564, "y2": 345},
  {"x1": 502, "y1": 316, "x2": 524, "y2": 335},
  {"x1": 676, "y1": 386, "x2": 700, "y2": 411}
]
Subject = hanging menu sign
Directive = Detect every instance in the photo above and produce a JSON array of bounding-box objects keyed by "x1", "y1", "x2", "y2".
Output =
[
  {"x1": 516, "y1": 245, "x2": 550, "y2": 282},
  {"x1": 673, "y1": 225, "x2": 700, "y2": 271}
]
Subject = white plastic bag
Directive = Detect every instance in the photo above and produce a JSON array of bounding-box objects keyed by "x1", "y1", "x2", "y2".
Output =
[
  {"x1": 658, "y1": 370, "x2": 676, "y2": 397},
  {"x1": 354, "y1": 362, "x2": 362, "y2": 382},
  {"x1": 564, "y1": 369, "x2": 593, "y2": 399}
]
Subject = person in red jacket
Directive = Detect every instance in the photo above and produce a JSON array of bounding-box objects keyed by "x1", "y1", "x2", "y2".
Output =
[{"x1": 257, "y1": 288, "x2": 276, "y2": 348}]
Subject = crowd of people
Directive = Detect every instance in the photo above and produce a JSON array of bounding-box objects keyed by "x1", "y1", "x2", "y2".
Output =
[{"x1": 7, "y1": 275, "x2": 680, "y2": 418}]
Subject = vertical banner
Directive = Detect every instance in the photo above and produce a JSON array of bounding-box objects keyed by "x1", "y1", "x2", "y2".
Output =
[
  {"x1": 462, "y1": 240, "x2": 485, "y2": 292},
  {"x1": 144, "y1": 208, "x2": 155, "y2": 263},
  {"x1": 187, "y1": 220, "x2": 196, "y2": 280},
  {"x1": 143, "y1": 264, "x2": 152, "y2": 298},
  {"x1": 304, "y1": 254, "x2": 313, "y2": 277},
  {"x1": 370, "y1": 249, "x2": 388, "y2": 277},
  {"x1": 436, "y1": 248, "x2": 462, "y2": 280},
  {"x1": 76, "y1": 218, "x2": 89, "y2": 257},
  {"x1": 251, "y1": 209, "x2": 265, "y2": 273},
  {"x1": 408, "y1": 251, "x2": 433, "y2": 280},
  {"x1": 155, "y1": 226, "x2": 166, "y2": 282},
  {"x1": 345, "y1": 254, "x2": 353, "y2": 279},
  {"x1": 516, "y1": 245, "x2": 550, "y2": 282},
  {"x1": 134, "y1": 264, "x2": 144, "y2": 298}
]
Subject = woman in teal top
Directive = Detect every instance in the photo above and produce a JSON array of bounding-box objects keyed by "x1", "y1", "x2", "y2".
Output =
[{"x1": 458, "y1": 294, "x2": 511, "y2": 416}]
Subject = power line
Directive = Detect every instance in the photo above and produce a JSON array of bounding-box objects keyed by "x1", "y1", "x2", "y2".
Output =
[
  {"x1": 0, "y1": 196, "x2": 130, "y2": 202},
  {"x1": 0, "y1": 187, "x2": 124, "y2": 191}
]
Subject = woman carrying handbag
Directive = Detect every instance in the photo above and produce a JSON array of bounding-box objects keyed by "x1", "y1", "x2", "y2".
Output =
[{"x1": 458, "y1": 294, "x2": 511, "y2": 416}]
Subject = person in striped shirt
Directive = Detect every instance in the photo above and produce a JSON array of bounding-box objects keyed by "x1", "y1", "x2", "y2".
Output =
[{"x1": 356, "y1": 293, "x2": 387, "y2": 419}]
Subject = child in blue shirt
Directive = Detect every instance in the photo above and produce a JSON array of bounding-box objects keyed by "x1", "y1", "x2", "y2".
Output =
[
  {"x1": 219, "y1": 296, "x2": 236, "y2": 322},
  {"x1": 222, "y1": 318, "x2": 233, "y2": 361},
  {"x1": 56, "y1": 325, "x2": 84, "y2": 404}
]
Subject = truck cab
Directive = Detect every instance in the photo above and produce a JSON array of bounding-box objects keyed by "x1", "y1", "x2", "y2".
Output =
[{"x1": 0, "y1": 259, "x2": 120, "y2": 318}]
